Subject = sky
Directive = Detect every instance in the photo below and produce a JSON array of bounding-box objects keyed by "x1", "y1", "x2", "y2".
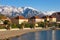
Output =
[{"x1": 0, "y1": 0, "x2": 60, "y2": 11}]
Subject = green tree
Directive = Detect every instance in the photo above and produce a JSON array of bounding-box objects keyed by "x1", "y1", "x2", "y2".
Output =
[
  {"x1": 4, "y1": 20, "x2": 9, "y2": 25},
  {"x1": 3, "y1": 20, "x2": 10, "y2": 30},
  {"x1": 20, "y1": 23, "x2": 25, "y2": 29},
  {"x1": 44, "y1": 19, "x2": 49, "y2": 28}
]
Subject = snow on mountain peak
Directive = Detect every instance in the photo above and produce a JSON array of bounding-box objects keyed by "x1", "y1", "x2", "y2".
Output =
[
  {"x1": 43, "y1": 11, "x2": 56, "y2": 15},
  {"x1": 24, "y1": 7, "x2": 38, "y2": 11},
  {"x1": 0, "y1": 5, "x2": 57, "y2": 18}
]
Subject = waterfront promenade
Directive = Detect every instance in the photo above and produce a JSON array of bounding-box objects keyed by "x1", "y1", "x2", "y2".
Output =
[
  {"x1": 0, "y1": 28, "x2": 60, "y2": 40},
  {"x1": 0, "y1": 28, "x2": 49, "y2": 40}
]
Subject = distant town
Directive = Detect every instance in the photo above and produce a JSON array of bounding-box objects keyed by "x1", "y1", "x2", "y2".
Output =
[{"x1": 0, "y1": 12, "x2": 60, "y2": 30}]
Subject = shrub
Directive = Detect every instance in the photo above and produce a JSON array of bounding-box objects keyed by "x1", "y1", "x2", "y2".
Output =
[
  {"x1": 29, "y1": 23, "x2": 35, "y2": 28},
  {"x1": 11, "y1": 24, "x2": 18, "y2": 28},
  {"x1": 17, "y1": 24, "x2": 23, "y2": 29},
  {"x1": 58, "y1": 24, "x2": 60, "y2": 28},
  {"x1": 0, "y1": 26, "x2": 5, "y2": 29},
  {"x1": 48, "y1": 22, "x2": 57, "y2": 27},
  {"x1": 24, "y1": 22, "x2": 30, "y2": 28},
  {"x1": 37, "y1": 22, "x2": 44, "y2": 28}
]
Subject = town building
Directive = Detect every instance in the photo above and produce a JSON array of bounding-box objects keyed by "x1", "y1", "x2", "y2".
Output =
[
  {"x1": 49, "y1": 16, "x2": 56, "y2": 22},
  {"x1": 52, "y1": 12, "x2": 60, "y2": 23},
  {"x1": 11, "y1": 16, "x2": 28, "y2": 24},
  {"x1": 28, "y1": 16, "x2": 44, "y2": 24},
  {"x1": 42, "y1": 15, "x2": 56, "y2": 22}
]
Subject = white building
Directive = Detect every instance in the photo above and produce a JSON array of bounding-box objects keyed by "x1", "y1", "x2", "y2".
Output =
[{"x1": 12, "y1": 16, "x2": 28, "y2": 24}]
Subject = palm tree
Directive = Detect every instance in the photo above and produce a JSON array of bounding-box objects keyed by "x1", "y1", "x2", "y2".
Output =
[{"x1": 44, "y1": 19, "x2": 49, "y2": 28}]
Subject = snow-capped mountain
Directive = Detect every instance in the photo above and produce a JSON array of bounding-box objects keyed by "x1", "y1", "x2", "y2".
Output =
[
  {"x1": 0, "y1": 6, "x2": 22, "y2": 17},
  {"x1": 0, "y1": 5, "x2": 56, "y2": 18},
  {"x1": 21, "y1": 7, "x2": 41, "y2": 18},
  {"x1": 0, "y1": 6, "x2": 44, "y2": 18}
]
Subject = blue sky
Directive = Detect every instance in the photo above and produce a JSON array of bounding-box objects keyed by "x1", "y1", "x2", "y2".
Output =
[{"x1": 0, "y1": 0, "x2": 60, "y2": 11}]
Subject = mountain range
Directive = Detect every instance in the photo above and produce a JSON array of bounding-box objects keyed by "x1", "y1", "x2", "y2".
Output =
[{"x1": 0, "y1": 5, "x2": 56, "y2": 18}]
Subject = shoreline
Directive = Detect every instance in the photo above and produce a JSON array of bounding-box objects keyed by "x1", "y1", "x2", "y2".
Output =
[{"x1": 0, "y1": 28, "x2": 60, "y2": 40}]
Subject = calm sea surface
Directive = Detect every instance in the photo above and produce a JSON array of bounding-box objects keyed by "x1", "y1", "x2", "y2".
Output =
[{"x1": 10, "y1": 30, "x2": 60, "y2": 40}]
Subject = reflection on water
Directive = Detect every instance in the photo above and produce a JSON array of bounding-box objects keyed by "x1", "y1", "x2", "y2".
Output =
[
  {"x1": 35, "y1": 32, "x2": 39, "y2": 40},
  {"x1": 11, "y1": 30, "x2": 60, "y2": 40},
  {"x1": 52, "y1": 30, "x2": 56, "y2": 40}
]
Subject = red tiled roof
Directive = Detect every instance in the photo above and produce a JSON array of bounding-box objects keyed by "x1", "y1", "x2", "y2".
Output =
[
  {"x1": 35, "y1": 16, "x2": 40, "y2": 19},
  {"x1": 15, "y1": 16, "x2": 25, "y2": 19},
  {"x1": 49, "y1": 15, "x2": 56, "y2": 18},
  {"x1": 0, "y1": 16, "x2": 7, "y2": 19},
  {"x1": 29, "y1": 16, "x2": 42, "y2": 19},
  {"x1": 42, "y1": 15, "x2": 56, "y2": 18},
  {"x1": 42, "y1": 15, "x2": 49, "y2": 18}
]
